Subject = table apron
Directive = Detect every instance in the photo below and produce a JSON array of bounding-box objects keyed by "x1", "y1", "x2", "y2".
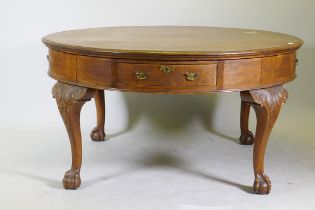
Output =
[{"x1": 47, "y1": 49, "x2": 297, "y2": 93}]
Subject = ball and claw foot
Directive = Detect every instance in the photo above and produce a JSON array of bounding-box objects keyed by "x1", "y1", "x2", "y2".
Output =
[
  {"x1": 63, "y1": 169, "x2": 81, "y2": 190},
  {"x1": 253, "y1": 174, "x2": 271, "y2": 194},
  {"x1": 90, "y1": 127, "x2": 106, "y2": 141},
  {"x1": 239, "y1": 131, "x2": 254, "y2": 145}
]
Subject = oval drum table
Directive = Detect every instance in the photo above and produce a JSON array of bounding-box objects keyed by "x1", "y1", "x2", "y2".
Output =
[{"x1": 42, "y1": 26, "x2": 303, "y2": 194}]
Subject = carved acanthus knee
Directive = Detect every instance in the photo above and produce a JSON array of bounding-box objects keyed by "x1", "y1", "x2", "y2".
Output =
[
  {"x1": 241, "y1": 85, "x2": 288, "y2": 194},
  {"x1": 52, "y1": 82, "x2": 95, "y2": 189},
  {"x1": 52, "y1": 82, "x2": 95, "y2": 122}
]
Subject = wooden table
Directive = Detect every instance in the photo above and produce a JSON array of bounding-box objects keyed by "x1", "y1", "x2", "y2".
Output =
[{"x1": 42, "y1": 26, "x2": 303, "y2": 194}]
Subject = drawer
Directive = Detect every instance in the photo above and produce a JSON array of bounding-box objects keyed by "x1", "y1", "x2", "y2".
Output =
[
  {"x1": 48, "y1": 50, "x2": 76, "y2": 82},
  {"x1": 117, "y1": 62, "x2": 217, "y2": 86},
  {"x1": 261, "y1": 53, "x2": 296, "y2": 86}
]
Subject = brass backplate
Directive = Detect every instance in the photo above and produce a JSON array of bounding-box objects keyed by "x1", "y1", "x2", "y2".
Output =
[{"x1": 185, "y1": 72, "x2": 199, "y2": 81}]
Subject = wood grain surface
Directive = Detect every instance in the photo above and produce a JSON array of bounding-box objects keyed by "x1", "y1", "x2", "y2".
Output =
[
  {"x1": 43, "y1": 26, "x2": 303, "y2": 59},
  {"x1": 44, "y1": 26, "x2": 303, "y2": 194}
]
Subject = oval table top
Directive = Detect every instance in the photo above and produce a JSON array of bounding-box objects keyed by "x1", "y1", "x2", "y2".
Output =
[
  {"x1": 43, "y1": 26, "x2": 303, "y2": 93},
  {"x1": 42, "y1": 26, "x2": 303, "y2": 59}
]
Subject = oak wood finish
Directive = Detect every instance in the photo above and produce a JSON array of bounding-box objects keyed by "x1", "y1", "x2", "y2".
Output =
[
  {"x1": 90, "y1": 90, "x2": 106, "y2": 141},
  {"x1": 43, "y1": 26, "x2": 303, "y2": 194},
  {"x1": 239, "y1": 101, "x2": 255, "y2": 145},
  {"x1": 47, "y1": 50, "x2": 298, "y2": 93},
  {"x1": 117, "y1": 62, "x2": 217, "y2": 87},
  {"x1": 43, "y1": 26, "x2": 302, "y2": 59},
  {"x1": 240, "y1": 86, "x2": 288, "y2": 194},
  {"x1": 52, "y1": 82, "x2": 95, "y2": 189}
]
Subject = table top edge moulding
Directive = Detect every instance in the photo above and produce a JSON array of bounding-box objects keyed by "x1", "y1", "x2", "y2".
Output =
[
  {"x1": 42, "y1": 26, "x2": 303, "y2": 60},
  {"x1": 43, "y1": 26, "x2": 303, "y2": 194},
  {"x1": 43, "y1": 26, "x2": 303, "y2": 93}
]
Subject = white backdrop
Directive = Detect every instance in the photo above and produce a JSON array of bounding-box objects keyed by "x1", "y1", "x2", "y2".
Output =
[
  {"x1": 1, "y1": 1, "x2": 315, "y2": 209},
  {"x1": 0, "y1": 0, "x2": 314, "y2": 139},
  {"x1": 0, "y1": 0, "x2": 314, "y2": 133}
]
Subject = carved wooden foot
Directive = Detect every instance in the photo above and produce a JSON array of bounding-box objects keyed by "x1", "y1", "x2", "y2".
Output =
[
  {"x1": 253, "y1": 174, "x2": 271, "y2": 194},
  {"x1": 240, "y1": 86, "x2": 288, "y2": 194},
  {"x1": 63, "y1": 169, "x2": 81, "y2": 190},
  {"x1": 90, "y1": 90, "x2": 106, "y2": 141},
  {"x1": 239, "y1": 101, "x2": 255, "y2": 145},
  {"x1": 52, "y1": 82, "x2": 95, "y2": 190}
]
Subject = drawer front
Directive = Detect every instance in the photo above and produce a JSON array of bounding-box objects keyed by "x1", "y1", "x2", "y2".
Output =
[
  {"x1": 218, "y1": 58, "x2": 262, "y2": 90},
  {"x1": 48, "y1": 50, "x2": 76, "y2": 82},
  {"x1": 76, "y1": 55, "x2": 113, "y2": 86},
  {"x1": 261, "y1": 53, "x2": 296, "y2": 87},
  {"x1": 117, "y1": 62, "x2": 217, "y2": 86}
]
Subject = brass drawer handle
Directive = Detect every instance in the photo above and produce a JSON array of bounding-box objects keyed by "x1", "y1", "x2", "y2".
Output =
[
  {"x1": 135, "y1": 72, "x2": 149, "y2": 80},
  {"x1": 160, "y1": 65, "x2": 175, "y2": 74},
  {"x1": 185, "y1": 72, "x2": 199, "y2": 81}
]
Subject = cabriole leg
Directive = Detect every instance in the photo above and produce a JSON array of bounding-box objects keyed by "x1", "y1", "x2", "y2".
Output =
[
  {"x1": 239, "y1": 101, "x2": 255, "y2": 145},
  {"x1": 240, "y1": 86, "x2": 288, "y2": 194},
  {"x1": 90, "y1": 90, "x2": 106, "y2": 141},
  {"x1": 52, "y1": 82, "x2": 95, "y2": 190}
]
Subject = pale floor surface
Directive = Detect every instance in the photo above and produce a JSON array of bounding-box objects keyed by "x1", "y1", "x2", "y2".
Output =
[{"x1": 0, "y1": 110, "x2": 314, "y2": 210}]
